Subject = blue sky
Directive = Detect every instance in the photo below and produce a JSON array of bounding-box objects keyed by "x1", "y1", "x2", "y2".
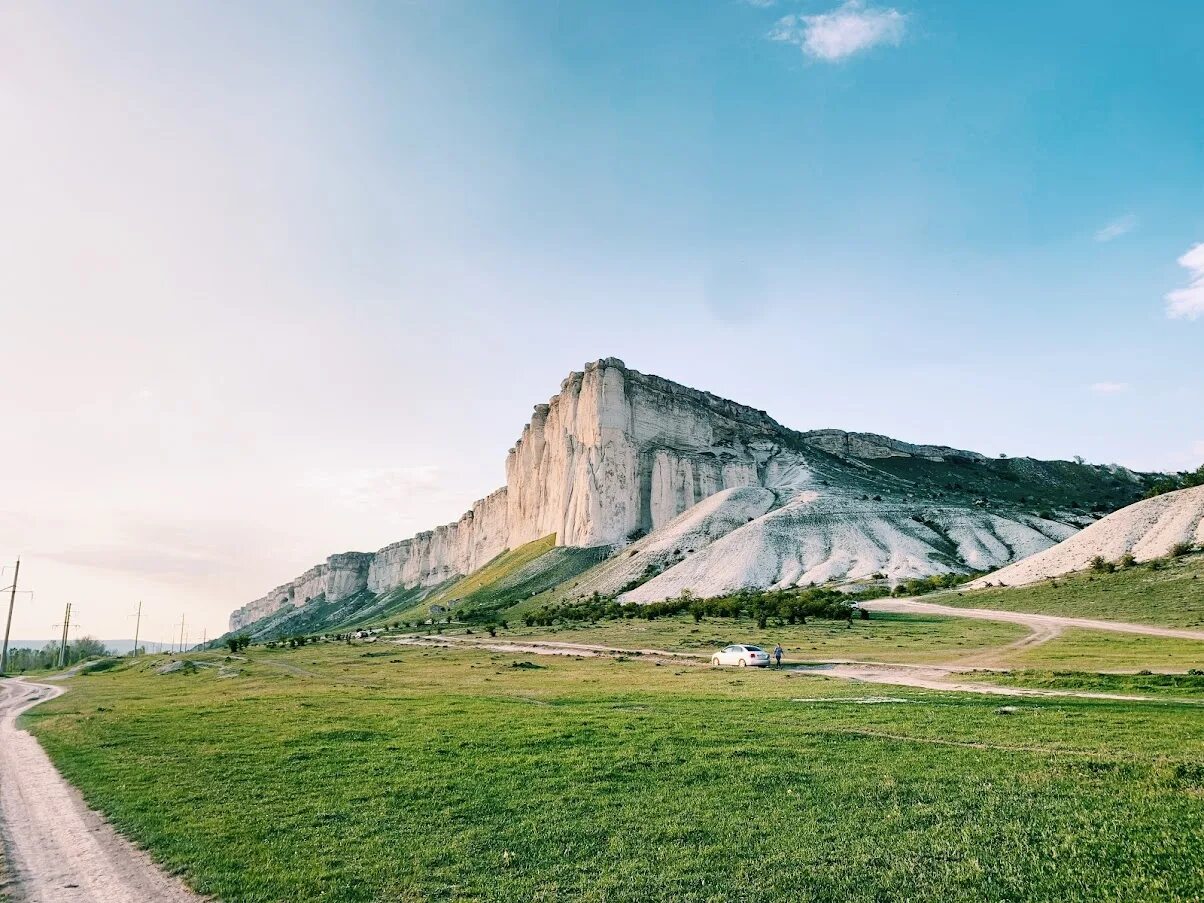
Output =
[{"x1": 1, "y1": 1, "x2": 1201, "y2": 639}]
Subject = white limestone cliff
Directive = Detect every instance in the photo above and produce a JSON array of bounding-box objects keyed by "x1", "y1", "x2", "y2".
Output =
[
  {"x1": 228, "y1": 357, "x2": 1126, "y2": 631},
  {"x1": 231, "y1": 358, "x2": 801, "y2": 630}
]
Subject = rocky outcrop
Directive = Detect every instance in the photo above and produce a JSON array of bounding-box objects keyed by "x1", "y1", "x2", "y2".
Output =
[
  {"x1": 231, "y1": 552, "x2": 372, "y2": 630},
  {"x1": 231, "y1": 358, "x2": 809, "y2": 630},
  {"x1": 229, "y1": 357, "x2": 1155, "y2": 631},
  {"x1": 799, "y1": 430, "x2": 986, "y2": 462}
]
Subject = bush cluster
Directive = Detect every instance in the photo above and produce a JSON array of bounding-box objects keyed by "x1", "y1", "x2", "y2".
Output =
[
  {"x1": 891, "y1": 572, "x2": 982, "y2": 597},
  {"x1": 1143, "y1": 464, "x2": 1204, "y2": 499},
  {"x1": 523, "y1": 585, "x2": 889, "y2": 629}
]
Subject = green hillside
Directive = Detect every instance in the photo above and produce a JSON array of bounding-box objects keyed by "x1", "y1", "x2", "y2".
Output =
[{"x1": 945, "y1": 550, "x2": 1204, "y2": 629}]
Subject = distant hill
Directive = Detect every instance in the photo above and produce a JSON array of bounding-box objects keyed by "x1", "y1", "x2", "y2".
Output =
[{"x1": 226, "y1": 358, "x2": 1165, "y2": 640}]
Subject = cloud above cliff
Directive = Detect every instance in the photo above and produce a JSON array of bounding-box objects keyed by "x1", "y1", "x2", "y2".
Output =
[
  {"x1": 1165, "y1": 242, "x2": 1204, "y2": 320},
  {"x1": 1094, "y1": 214, "x2": 1138, "y2": 242},
  {"x1": 769, "y1": 2, "x2": 907, "y2": 61}
]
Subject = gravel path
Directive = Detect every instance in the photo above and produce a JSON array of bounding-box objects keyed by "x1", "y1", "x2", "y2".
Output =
[
  {"x1": 860, "y1": 597, "x2": 1204, "y2": 641},
  {"x1": 0, "y1": 678, "x2": 204, "y2": 903}
]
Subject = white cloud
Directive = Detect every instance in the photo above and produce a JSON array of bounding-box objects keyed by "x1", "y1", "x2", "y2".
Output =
[
  {"x1": 1166, "y1": 242, "x2": 1204, "y2": 320},
  {"x1": 743, "y1": 0, "x2": 777, "y2": 7},
  {"x1": 770, "y1": 1, "x2": 907, "y2": 62},
  {"x1": 1090, "y1": 382, "x2": 1130, "y2": 394},
  {"x1": 1094, "y1": 214, "x2": 1137, "y2": 242}
]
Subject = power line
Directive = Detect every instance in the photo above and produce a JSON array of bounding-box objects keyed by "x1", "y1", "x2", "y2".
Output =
[
  {"x1": 130, "y1": 601, "x2": 142, "y2": 657},
  {"x1": 1, "y1": 558, "x2": 20, "y2": 674}
]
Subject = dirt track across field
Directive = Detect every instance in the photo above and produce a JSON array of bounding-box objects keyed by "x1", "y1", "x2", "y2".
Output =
[
  {"x1": 859, "y1": 597, "x2": 1204, "y2": 641},
  {"x1": 0, "y1": 678, "x2": 204, "y2": 903}
]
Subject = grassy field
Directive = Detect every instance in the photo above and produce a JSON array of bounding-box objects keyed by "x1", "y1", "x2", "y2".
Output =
[
  {"x1": 946, "y1": 552, "x2": 1204, "y2": 629},
  {"x1": 505, "y1": 611, "x2": 1029, "y2": 665},
  {"x1": 1000, "y1": 628, "x2": 1204, "y2": 672},
  {"x1": 22, "y1": 641, "x2": 1204, "y2": 903}
]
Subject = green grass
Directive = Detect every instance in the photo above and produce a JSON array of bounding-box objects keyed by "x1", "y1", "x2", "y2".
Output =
[
  {"x1": 1001, "y1": 629, "x2": 1204, "y2": 672},
  {"x1": 377, "y1": 536, "x2": 610, "y2": 627},
  {"x1": 504, "y1": 612, "x2": 1029, "y2": 666},
  {"x1": 947, "y1": 552, "x2": 1204, "y2": 629},
  {"x1": 963, "y1": 669, "x2": 1204, "y2": 698},
  {"x1": 427, "y1": 535, "x2": 558, "y2": 607},
  {"x1": 23, "y1": 643, "x2": 1204, "y2": 903}
]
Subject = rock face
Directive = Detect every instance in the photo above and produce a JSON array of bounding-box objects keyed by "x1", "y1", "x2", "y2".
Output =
[
  {"x1": 231, "y1": 358, "x2": 804, "y2": 630},
  {"x1": 232, "y1": 553, "x2": 373, "y2": 630},
  {"x1": 229, "y1": 358, "x2": 1153, "y2": 631},
  {"x1": 969, "y1": 485, "x2": 1204, "y2": 588}
]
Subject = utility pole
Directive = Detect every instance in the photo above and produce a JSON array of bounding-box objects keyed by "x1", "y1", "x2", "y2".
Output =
[
  {"x1": 57, "y1": 602, "x2": 72, "y2": 668},
  {"x1": 177, "y1": 614, "x2": 186, "y2": 655},
  {"x1": 1, "y1": 558, "x2": 19, "y2": 674},
  {"x1": 131, "y1": 601, "x2": 142, "y2": 657}
]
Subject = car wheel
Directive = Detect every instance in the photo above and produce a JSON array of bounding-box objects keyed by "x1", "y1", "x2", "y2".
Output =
[
  {"x1": 712, "y1": 657, "x2": 720, "y2": 667},
  {"x1": 739, "y1": 659, "x2": 747, "y2": 667}
]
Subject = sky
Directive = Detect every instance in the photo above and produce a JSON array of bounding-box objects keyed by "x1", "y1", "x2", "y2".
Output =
[{"x1": 1, "y1": 0, "x2": 1201, "y2": 644}]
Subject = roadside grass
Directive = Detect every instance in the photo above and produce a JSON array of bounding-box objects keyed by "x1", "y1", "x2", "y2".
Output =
[
  {"x1": 23, "y1": 643, "x2": 1204, "y2": 903},
  {"x1": 501, "y1": 612, "x2": 1029, "y2": 666},
  {"x1": 999, "y1": 628, "x2": 1204, "y2": 672},
  {"x1": 948, "y1": 552, "x2": 1204, "y2": 628},
  {"x1": 962, "y1": 669, "x2": 1204, "y2": 699}
]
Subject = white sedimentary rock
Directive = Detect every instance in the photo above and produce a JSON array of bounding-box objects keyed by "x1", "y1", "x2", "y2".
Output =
[
  {"x1": 229, "y1": 358, "x2": 1116, "y2": 631},
  {"x1": 619, "y1": 492, "x2": 1063, "y2": 603},
  {"x1": 231, "y1": 359, "x2": 797, "y2": 630},
  {"x1": 970, "y1": 485, "x2": 1204, "y2": 588}
]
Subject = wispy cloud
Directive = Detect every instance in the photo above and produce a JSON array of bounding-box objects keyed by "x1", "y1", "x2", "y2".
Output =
[
  {"x1": 1090, "y1": 382, "x2": 1130, "y2": 394},
  {"x1": 305, "y1": 465, "x2": 451, "y2": 512},
  {"x1": 1094, "y1": 214, "x2": 1138, "y2": 242},
  {"x1": 770, "y1": 1, "x2": 907, "y2": 62},
  {"x1": 743, "y1": 0, "x2": 778, "y2": 7},
  {"x1": 1166, "y1": 242, "x2": 1204, "y2": 320}
]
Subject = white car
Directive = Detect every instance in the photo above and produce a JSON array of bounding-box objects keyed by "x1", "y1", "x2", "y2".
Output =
[{"x1": 711, "y1": 644, "x2": 770, "y2": 668}]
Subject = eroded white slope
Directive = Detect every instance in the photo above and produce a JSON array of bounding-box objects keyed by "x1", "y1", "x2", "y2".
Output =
[
  {"x1": 564, "y1": 486, "x2": 778, "y2": 599},
  {"x1": 971, "y1": 485, "x2": 1204, "y2": 588},
  {"x1": 621, "y1": 491, "x2": 1065, "y2": 603}
]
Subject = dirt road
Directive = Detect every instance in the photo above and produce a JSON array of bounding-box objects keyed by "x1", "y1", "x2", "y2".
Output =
[
  {"x1": 791, "y1": 662, "x2": 1191, "y2": 702},
  {"x1": 394, "y1": 634, "x2": 705, "y2": 664},
  {"x1": 0, "y1": 678, "x2": 203, "y2": 903},
  {"x1": 860, "y1": 597, "x2": 1204, "y2": 641}
]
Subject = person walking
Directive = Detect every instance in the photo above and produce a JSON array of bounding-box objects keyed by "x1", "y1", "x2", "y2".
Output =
[{"x1": 773, "y1": 643, "x2": 783, "y2": 667}]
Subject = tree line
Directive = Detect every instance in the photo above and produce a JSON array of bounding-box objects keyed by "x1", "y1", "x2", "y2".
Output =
[
  {"x1": 523, "y1": 585, "x2": 892, "y2": 630},
  {"x1": 3, "y1": 636, "x2": 111, "y2": 672}
]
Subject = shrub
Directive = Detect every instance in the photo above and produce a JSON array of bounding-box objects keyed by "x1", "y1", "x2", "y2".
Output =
[
  {"x1": 1170, "y1": 541, "x2": 1195, "y2": 558},
  {"x1": 1090, "y1": 556, "x2": 1115, "y2": 573},
  {"x1": 1117, "y1": 553, "x2": 1136, "y2": 569}
]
